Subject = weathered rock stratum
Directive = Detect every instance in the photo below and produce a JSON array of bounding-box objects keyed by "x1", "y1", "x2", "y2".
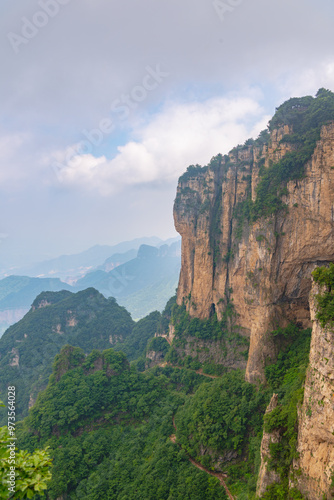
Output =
[
  {"x1": 256, "y1": 393, "x2": 281, "y2": 497},
  {"x1": 291, "y1": 281, "x2": 334, "y2": 499},
  {"x1": 174, "y1": 121, "x2": 334, "y2": 383}
]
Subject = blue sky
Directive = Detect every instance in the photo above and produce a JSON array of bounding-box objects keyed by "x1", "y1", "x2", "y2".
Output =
[{"x1": 1, "y1": 0, "x2": 334, "y2": 268}]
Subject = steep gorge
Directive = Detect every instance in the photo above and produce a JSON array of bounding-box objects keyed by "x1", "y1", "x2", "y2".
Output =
[{"x1": 173, "y1": 94, "x2": 334, "y2": 383}]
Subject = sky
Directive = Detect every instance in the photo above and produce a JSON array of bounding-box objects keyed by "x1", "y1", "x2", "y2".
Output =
[{"x1": 1, "y1": 0, "x2": 334, "y2": 267}]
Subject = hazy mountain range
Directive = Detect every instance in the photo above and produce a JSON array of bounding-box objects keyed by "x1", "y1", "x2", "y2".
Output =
[{"x1": 0, "y1": 237, "x2": 180, "y2": 336}]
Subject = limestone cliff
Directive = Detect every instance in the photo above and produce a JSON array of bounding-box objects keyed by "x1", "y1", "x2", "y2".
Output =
[
  {"x1": 291, "y1": 281, "x2": 334, "y2": 499},
  {"x1": 256, "y1": 394, "x2": 281, "y2": 497},
  {"x1": 174, "y1": 115, "x2": 334, "y2": 382}
]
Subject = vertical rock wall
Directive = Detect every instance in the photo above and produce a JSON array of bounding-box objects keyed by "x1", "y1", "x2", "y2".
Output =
[
  {"x1": 174, "y1": 124, "x2": 334, "y2": 382},
  {"x1": 291, "y1": 282, "x2": 334, "y2": 499},
  {"x1": 256, "y1": 394, "x2": 281, "y2": 497}
]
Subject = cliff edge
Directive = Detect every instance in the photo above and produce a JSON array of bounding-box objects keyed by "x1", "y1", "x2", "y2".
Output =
[{"x1": 173, "y1": 90, "x2": 334, "y2": 382}]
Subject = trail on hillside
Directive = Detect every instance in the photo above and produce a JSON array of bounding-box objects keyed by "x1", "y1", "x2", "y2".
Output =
[
  {"x1": 154, "y1": 362, "x2": 219, "y2": 379},
  {"x1": 170, "y1": 417, "x2": 235, "y2": 500}
]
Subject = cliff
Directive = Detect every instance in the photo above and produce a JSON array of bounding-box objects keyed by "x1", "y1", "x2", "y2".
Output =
[
  {"x1": 291, "y1": 280, "x2": 334, "y2": 499},
  {"x1": 256, "y1": 394, "x2": 281, "y2": 497},
  {"x1": 173, "y1": 91, "x2": 334, "y2": 383}
]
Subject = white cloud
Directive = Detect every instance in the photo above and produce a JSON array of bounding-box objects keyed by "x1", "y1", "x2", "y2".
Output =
[
  {"x1": 277, "y1": 61, "x2": 334, "y2": 100},
  {"x1": 49, "y1": 94, "x2": 270, "y2": 195}
]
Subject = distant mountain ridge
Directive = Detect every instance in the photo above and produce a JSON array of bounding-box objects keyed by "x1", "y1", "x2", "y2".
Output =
[
  {"x1": 0, "y1": 276, "x2": 72, "y2": 336},
  {"x1": 0, "y1": 239, "x2": 181, "y2": 334},
  {"x1": 74, "y1": 241, "x2": 181, "y2": 318},
  {"x1": 0, "y1": 288, "x2": 136, "y2": 422},
  {"x1": 14, "y1": 236, "x2": 173, "y2": 282}
]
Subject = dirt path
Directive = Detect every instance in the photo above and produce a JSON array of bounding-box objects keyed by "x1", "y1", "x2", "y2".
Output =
[
  {"x1": 156, "y1": 362, "x2": 219, "y2": 379},
  {"x1": 170, "y1": 417, "x2": 235, "y2": 500}
]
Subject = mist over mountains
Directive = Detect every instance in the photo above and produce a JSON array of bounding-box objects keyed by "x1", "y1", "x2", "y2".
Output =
[{"x1": 0, "y1": 237, "x2": 180, "y2": 336}]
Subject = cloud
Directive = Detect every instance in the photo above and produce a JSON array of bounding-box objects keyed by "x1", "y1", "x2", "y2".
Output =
[
  {"x1": 277, "y1": 61, "x2": 334, "y2": 100},
  {"x1": 1, "y1": 0, "x2": 334, "y2": 262},
  {"x1": 1, "y1": 0, "x2": 334, "y2": 137},
  {"x1": 48, "y1": 94, "x2": 270, "y2": 195}
]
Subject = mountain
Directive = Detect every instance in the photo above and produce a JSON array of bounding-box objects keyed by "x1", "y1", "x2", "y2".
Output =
[
  {"x1": 75, "y1": 241, "x2": 181, "y2": 319},
  {"x1": 0, "y1": 276, "x2": 72, "y2": 337},
  {"x1": 0, "y1": 239, "x2": 181, "y2": 335},
  {"x1": 161, "y1": 88, "x2": 334, "y2": 498},
  {"x1": 96, "y1": 248, "x2": 137, "y2": 272},
  {"x1": 5, "y1": 90, "x2": 334, "y2": 500},
  {"x1": 17, "y1": 346, "x2": 224, "y2": 500},
  {"x1": 13, "y1": 237, "x2": 165, "y2": 282},
  {"x1": 0, "y1": 288, "x2": 136, "y2": 421},
  {"x1": 173, "y1": 89, "x2": 334, "y2": 383}
]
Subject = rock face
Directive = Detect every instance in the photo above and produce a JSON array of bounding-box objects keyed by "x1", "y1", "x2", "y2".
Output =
[
  {"x1": 256, "y1": 394, "x2": 281, "y2": 497},
  {"x1": 145, "y1": 350, "x2": 165, "y2": 368},
  {"x1": 172, "y1": 336, "x2": 248, "y2": 371},
  {"x1": 9, "y1": 348, "x2": 19, "y2": 367},
  {"x1": 174, "y1": 123, "x2": 334, "y2": 382},
  {"x1": 291, "y1": 281, "x2": 334, "y2": 499},
  {"x1": 155, "y1": 324, "x2": 175, "y2": 345}
]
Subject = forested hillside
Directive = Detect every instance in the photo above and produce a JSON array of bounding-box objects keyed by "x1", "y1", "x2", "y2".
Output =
[
  {"x1": 0, "y1": 288, "x2": 136, "y2": 422},
  {"x1": 17, "y1": 346, "x2": 227, "y2": 499}
]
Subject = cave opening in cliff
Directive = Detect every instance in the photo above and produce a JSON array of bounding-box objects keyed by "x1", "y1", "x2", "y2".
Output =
[{"x1": 209, "y1": 303, "x2": 216, "y2": 317}]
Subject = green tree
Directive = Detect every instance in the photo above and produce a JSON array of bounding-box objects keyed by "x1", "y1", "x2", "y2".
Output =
[{"x1": 0, "y1": 401, "x2": 52, "y2": 499}]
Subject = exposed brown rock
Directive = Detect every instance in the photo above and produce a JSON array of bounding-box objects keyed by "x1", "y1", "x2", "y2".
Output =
[
  {"x1": 146, "y1": 350, "x2": 165, "y2": 368},
  {"x1": 172, "y1": 335, "x2": 247, "y2": 371},
  {"x1": 256, "y1": 394, "x2": 281, "y2": 497},
  {"x1": 9, "y1": 348, "x2": 19, "y2": 367},
  {"x1": 53, "y1": 323, "x2": 64, "y2": 335},
  {"x1": 28, "y1": 393, "x2": 36, "y2": 410},
  {"x1": 291, "y1": 281, "x2": 334, "y2": 500},
  {"x1": 66, "y1": 312, "x2": 78, "y2": 327},
  {"x1": 155, "y1": 324, "x2": 175, "y2": 345},
  {"x1": 174, "y1": 123, "x2": 334, "y2": 383},
  {"x1": 32, "y1": 299, "x2": 51, "y2": 310},
  {"x1": 109, "y1": 334, "x2": 123, "y2": 344}
]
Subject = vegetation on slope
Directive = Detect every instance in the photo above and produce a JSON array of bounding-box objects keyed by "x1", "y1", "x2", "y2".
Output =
[
  {"x1": 312, "y1": 262, "x2": 334, "y2": 328},
  {"x1": 236, "y1": 88, "x2": 334, "y2": 224},
  {"x1": 113, "y1": 310, "x2": 161, "y2": 361},
  {"x1": 176, "y1": 89, "x2": 334, "y2": 239},
  {"x1": 162, "y1": 301, "x2": 248, "y2": 375},
  {"x1": 169, "y1": 324, "x2": 311, "y2": 499},
  {"x1": 0, "y1": 288, "x2": 135, "y2": 423},
  {"x1": 10, "y1": 316, "x2": 312, "y2": 499},
  {"x1": 0, "y1": 399, "x2": 52, "y2": 499},
  {"x1": 17, "y1": 346, "x2": 227, "y2": 500},
  {"x1": 262, "y1": 325, "x2": 312, "y2": 499}
]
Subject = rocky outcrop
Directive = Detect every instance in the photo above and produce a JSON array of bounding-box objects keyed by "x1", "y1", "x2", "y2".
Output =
[
  {"x1": 9, "y1": 348, "x2": 19, "y2": 367},
  {"x1": 109, "y1": 334, "x2": 123, "y2": 344},
  {"x1": 28, "y1": 393, "x2": 37, "y2": 410},
  {"x1": 256, "y1": 394, "x2": 281, "y2": 497},
  {"x1": 66, "y1": 313, "x2": 78, "y2": 327},
  {"x1": 155, "y1": 324, "x2": 176, "y2": 345},
  {"x1": 146, "y1": 350, "x2": 165, "y2": 368},
  {"x1": 53, "y1": 323, "x2": 64, "y2": 334},
  {"x1": 32, "y1": 299, "x2": 51, "y2": 310},
  {"x1": 172, "y1": 335, "x2": 248, "y2": 371},
  {"x1": 291, "y1": 281, "x2": 334, "y2": 499},
  {"x1": 174, "y1": 123, "x2": 334, "y2": 383}
]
